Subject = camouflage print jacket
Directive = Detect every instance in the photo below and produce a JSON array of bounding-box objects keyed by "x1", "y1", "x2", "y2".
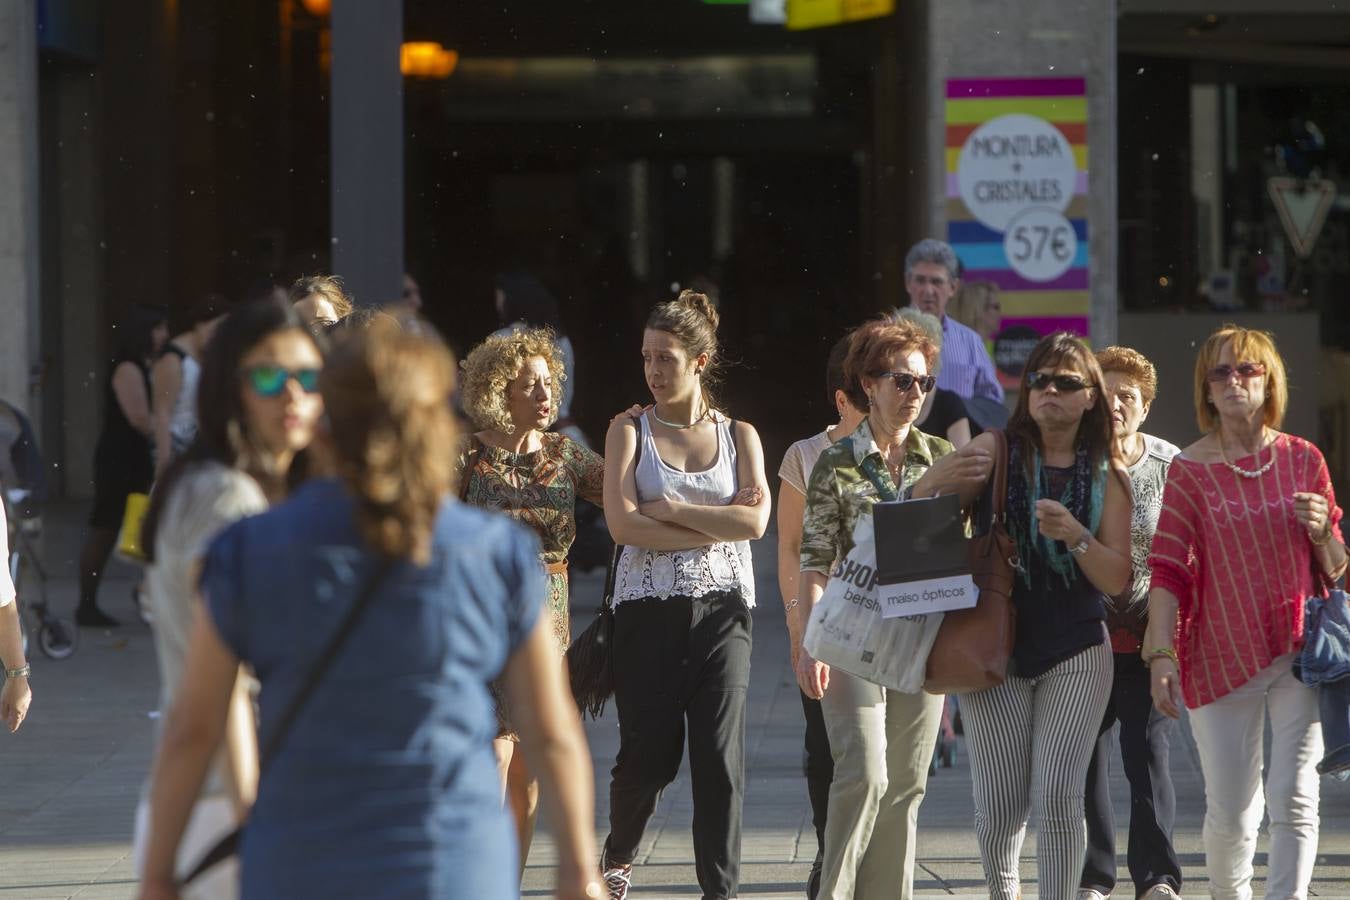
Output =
[{"x1": 799, "y1": 418, "x2": 954, "y2": 575}]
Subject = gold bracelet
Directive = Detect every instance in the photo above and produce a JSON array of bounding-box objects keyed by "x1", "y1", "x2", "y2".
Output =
[
  {"x1": 1145, "y1": 647, "x2": 1178, "y2": 666},
  {"x1": 1327, "y1": 556, "x2": 1349, "y2": 584}
]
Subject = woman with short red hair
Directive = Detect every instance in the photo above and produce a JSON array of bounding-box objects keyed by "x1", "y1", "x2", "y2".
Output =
[{"x1": 793, "y1": 317, "x2": 992, "y2": 899}]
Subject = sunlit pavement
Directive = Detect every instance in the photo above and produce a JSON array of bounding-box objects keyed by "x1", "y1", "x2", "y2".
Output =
[{"x1": 2, "y1": 504, "x2": 1348, "y2": 898}]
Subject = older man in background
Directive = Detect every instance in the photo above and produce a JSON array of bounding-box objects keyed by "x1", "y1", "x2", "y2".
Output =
[{"x1": 903, "y1": 238, "x2": 1003, "y2": 405}]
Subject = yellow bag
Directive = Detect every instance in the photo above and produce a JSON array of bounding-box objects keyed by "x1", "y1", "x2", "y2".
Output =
[{"x1": 116, "y1": 492, "x2": 150, "y2": 563}]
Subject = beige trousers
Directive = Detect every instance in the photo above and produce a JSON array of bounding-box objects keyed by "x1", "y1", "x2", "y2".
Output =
[{"x1": 819, "y1": 667, "x2": 945, "y2": 899}]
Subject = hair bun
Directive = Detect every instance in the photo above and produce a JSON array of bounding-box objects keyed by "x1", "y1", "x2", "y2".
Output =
[{"x1": 676, "y1": 289, "x2": 720, "y2": 333}]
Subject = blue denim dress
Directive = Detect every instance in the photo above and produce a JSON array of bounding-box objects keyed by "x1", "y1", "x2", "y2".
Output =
[{"x1": 203, "y1": 479, "x2": 543, "y2": 898}]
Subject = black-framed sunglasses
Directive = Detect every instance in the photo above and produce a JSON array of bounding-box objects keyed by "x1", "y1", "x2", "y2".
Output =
[
  {"x1": 876, "y1": 371, "x2": 937, "y2": 394},
  {"x1": 1026, "y1": 371, "x2": 1089, "y2": 393},
  {"x1": 1206, "y1": 362, "x2": 1266, "y2": 383},
  {"x1": 243, "y1": 365, "x2": 321, "y2": 398}
]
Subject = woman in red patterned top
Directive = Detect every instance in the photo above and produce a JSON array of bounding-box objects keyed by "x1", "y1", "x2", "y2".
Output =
[
  {"x1": 1144, "y1": 325, "x2": 1347, "y2": 900},
  {"x1": 458, "y1": 327, "x2": 605, "y2": 877}
]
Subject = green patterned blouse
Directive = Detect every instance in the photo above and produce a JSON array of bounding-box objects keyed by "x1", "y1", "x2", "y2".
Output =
[{"x1": 799, "y1": 418, "x2": 954, "y2": 575}]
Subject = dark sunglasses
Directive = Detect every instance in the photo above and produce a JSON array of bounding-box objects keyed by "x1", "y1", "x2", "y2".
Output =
[
  {"x1": 876, "y1": 371, "x2": 937, "y2": 394},
  {"x1": 1026, "y1": 372, "x2": 1089, "y2": 393},
  {"x1": 244, "y1": 365, "x2": 321, "y2": 398},
  {"x1": 1206, "y1": 362, "x2": 1266, "y2": 383}
]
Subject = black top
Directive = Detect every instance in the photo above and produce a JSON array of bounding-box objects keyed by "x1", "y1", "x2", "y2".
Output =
[
  {"x1": 1009, "y1": 463, "x2": 1107, "y2": 678},
  {"x1": 93, "y1": 356, "x2": 153, "y2": 479},
  {"x1": 919, "y1": 389, "x2": 969, "y2": 441}
]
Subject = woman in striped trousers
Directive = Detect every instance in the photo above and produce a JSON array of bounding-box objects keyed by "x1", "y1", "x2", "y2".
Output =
[{"x1": 955, "y1": 333, "x2": 1134, "y2": 899}]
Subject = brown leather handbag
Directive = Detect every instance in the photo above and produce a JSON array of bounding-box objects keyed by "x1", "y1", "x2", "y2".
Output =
[{"x1": 923, "y1": 429, "x2": 1018, "y2": 694}]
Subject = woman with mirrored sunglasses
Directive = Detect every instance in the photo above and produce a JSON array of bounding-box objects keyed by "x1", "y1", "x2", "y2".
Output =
[
  {"x1": 951, "y1": 332, "x2": 1133, "y2": 900},
  {"x1": 1143, "y1": 325, "x2": 1345, "y2": 900},
  {"x1": 140, "y1": 314, "x2": 600, "y2": 900},
  {"x1": 794, "y1": 317, "x2": 993, "y2": 899},
  {"x1": 134, "y1": 298, "x2": 326, "y2": 900}
]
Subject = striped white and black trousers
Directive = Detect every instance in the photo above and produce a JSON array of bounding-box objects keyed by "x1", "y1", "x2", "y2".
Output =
[{"x1": 960, "y1": 639, "x2": 1114, "y2": 900}]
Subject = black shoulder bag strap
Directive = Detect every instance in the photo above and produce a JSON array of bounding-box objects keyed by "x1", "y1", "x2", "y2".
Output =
[
  {"x1": 603, "y1": 417, "x2": 643, "y2": 608},
  {"x1": 729, "y1": 418, "x2": 740, "y2": 490},
  {"x1": 182, "y1": 556, "x2": 395, "y2": 885}
]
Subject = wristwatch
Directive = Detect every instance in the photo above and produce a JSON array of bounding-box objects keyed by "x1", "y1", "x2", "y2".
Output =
[
  {"x1": 1068, "y1": 529, "x2": 1091, "y2": 555},
  {"x1": 5, "y1": 664, "x2": 30, "y2": 679}
]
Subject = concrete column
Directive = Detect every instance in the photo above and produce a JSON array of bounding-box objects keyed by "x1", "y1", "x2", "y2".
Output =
[
  {"x1": 1190, "y1": 83, "x2": 1224, "y2": 277},
  {"x1": 908, "y1": 0, "x2": 1118, "y2": 346},
  {"x1": 0, "y1": 0, "x2": 40, "y2": 419},
  {"x1": 40, "y1": 69, "x2": 103, "y2": 498},
  {"x1": 330, "y1": 0, "x2": 403, "y2": 306}
]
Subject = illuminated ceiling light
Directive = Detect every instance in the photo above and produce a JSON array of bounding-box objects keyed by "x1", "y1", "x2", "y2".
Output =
[
  {"x1": 1185, "y1": 13, "x2": 1223, "y2": 34},
  {"x1": 400, "y1": 41, "x2": 459, "y2": 79},
  {"x1": 300, "y1": 0, "x2": 331, "y2": 16}
]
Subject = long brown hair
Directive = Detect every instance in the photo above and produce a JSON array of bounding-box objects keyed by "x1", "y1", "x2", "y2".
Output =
[
  {"x1": 322, "y1": 316, "x2": 456, "y2": 564},
  {"x1": 141, "y1": 299, "x2": 322, "y2": 562},
  {"x1": 1006, "y1": 332, "x2": 1117, "y2": 474}
]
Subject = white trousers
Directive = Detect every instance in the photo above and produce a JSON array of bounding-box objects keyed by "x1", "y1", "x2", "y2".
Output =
[{"x1": 1188, "y1": 654, "x2": 1322, "y2": 900}]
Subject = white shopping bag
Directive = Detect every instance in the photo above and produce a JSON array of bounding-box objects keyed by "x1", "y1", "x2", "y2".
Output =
[{"x1": 802, "y1": 511, "x2": 944, "y2": 693}]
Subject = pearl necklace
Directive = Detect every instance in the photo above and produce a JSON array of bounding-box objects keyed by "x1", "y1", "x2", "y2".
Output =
[{"x1": 1218, "y1": 428, "x2": 1276, "y2": 479}]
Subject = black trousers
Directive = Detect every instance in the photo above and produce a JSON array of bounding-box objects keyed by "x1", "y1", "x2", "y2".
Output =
[
  {"x1": 605, "y1": 592, "x2": 753, "y2": 900},
  {"x1": 800, "y1": 689, "x2": 833, "y2": 857},
  {"x1": 1081, "y1": 652, "x2": 1182, "y2": 896}
]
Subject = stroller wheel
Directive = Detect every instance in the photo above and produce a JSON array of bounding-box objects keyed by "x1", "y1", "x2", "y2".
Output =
[{"x1": 38, "y1": 617, "x2": 78, "y2": 660}]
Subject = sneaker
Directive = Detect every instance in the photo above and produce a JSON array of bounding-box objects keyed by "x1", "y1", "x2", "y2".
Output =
[
  {"x1": 1076, "y1": 891, "x2": 1109, "y2": 900},
  {"x1": 1141, "y1": 886, "x2": 1181, "y2": 899},
  {"x1": 600, "y1": 848, "x2": 633, "y2": 900}
]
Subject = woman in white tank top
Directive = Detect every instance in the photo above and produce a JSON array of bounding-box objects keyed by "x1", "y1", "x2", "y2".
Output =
[
  {"x1": 152, "y1": 299, "x2": 227, "y2": 478},
  {"x1": 598, "y1": 290, "x2": 770, "y2": 900}
]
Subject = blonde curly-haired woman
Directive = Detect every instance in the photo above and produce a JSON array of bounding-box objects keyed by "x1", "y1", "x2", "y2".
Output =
[{"x1": 458, "y1": 327, "x2": 605, "y2": 873}]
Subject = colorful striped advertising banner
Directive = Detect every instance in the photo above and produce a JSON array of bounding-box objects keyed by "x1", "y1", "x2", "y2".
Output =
[{"x1": 945, "y1": 77, "x2": 1089, "y2": 387}]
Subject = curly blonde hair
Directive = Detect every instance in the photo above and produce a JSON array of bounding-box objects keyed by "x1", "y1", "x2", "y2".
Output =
[
  {"x1": 322, "y1": 314, "x2": 456, "y2": 565},
  {"x1": 459, "y1": 328, "x2": 567, "y2": 433}
]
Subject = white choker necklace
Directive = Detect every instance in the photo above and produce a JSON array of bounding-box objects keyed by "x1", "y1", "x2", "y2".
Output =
[{"x1": 652, "y1": 405, "x2": 710, "y2": 430}]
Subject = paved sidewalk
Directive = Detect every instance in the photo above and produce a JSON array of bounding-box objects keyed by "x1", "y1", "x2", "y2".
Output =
[
  {"x1": 527, "y1": 535, "x2": 1350, "y2": 898},
  {"x1": 1, "y1": 504, "x2": 1348, "y2": 898}
]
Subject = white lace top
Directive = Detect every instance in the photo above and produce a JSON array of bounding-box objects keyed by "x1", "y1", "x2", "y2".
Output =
[{"x1": 612, "y1": 412, "x2": 756, "y2": 608}]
